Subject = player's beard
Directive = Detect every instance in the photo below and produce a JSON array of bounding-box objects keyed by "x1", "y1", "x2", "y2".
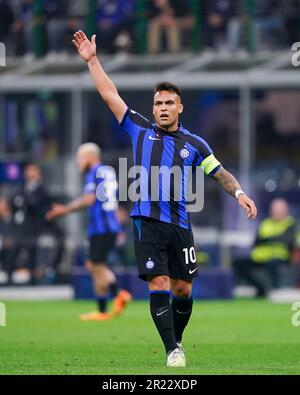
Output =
[
  {"x1": 79, "y1": 162, "x2": 90, "y2": 173},
  {"x1": 84, "y1": 163, "x2": 91, "y2": 173}
]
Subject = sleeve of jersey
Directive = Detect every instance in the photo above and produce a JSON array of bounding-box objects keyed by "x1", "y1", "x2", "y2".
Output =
[
  {"x1": 196, "y1": 139, "x2": 221, "y2": 176},
  {"x1": 119, "y1": 108, "x2": 151, "y2": 138},
  {"x1": 83, "y1": 172, "x2": 97, "y2": 195}
]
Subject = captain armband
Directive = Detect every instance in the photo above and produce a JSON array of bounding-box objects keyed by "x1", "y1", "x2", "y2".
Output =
[{"x1": 200, "y1": 154, "x2": 221, "y2": 176}]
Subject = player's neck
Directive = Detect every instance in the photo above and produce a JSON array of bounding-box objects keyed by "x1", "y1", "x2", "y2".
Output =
[{"x1": 156, "y1": 122, "x2": 179, "y2": 133}]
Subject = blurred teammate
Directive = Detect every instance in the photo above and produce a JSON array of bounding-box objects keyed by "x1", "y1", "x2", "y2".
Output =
[
  {"x1": 234, "y1": 198, "x2": 296, "y2": 297},
  {"x1": 72, "y1": 31, "x2": 257, "y2": 366},
  {"x1": 46, "y1": 143, "x2": 131, "y2": 321}
]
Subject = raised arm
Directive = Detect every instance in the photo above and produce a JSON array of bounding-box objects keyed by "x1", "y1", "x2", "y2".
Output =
[
  {"x1": 72, "y1": 30, "x2": 127, "y2": 123},
  {"x1": 213, "y1": 167, "x2": 257, "y2": 220}
]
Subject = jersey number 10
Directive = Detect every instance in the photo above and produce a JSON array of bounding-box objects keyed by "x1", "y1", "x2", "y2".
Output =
[{"x1": 183, "y1": 247, "x2": 197, "y2": 265}]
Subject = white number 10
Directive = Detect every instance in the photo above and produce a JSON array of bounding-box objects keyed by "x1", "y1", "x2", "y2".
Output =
[{"x1": 183, "y1": 247, "x2": 196, "y2": 265}]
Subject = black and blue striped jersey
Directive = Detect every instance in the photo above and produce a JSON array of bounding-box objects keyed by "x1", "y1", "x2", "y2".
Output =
[
  {"x1": 84, "y1": 163, "x2": 121, "y2": 236},
  {"x1": 120, "y1": 108, "x2": 221, "y2": 230}
]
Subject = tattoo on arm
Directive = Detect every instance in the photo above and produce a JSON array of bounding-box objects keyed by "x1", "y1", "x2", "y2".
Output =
[{"x1": 212, "y1": 167, "x2": 241, "y2": 198}]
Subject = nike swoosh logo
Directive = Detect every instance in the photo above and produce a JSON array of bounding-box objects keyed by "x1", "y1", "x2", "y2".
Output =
[
  {"x1": 149, "y1": 136, "x2": 161, "y2": 141},
  {"x1": 189, "y1": 268, "x2": 198, "y2": 275},
  {"x1": 156, "y1": 309, "x2": 169, "y2": 317}
]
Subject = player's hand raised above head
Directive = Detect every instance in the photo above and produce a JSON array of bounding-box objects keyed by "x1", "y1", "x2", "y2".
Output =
[
  {"x1": 72, "y1": 30, "x2": 96, "y2": 62},
  {"x1": 237, "y1": 194, "x2": 257, "y2": 220}
]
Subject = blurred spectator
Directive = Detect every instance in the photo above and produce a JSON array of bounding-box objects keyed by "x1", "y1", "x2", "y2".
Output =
[
  {"x1": 234, "y1": 199, "x2": 297, "y2": 297},
  {"x1": 12, "y1": 0, "x2": 35, "y2": 59},
  {"x1": 44, "y1": 0, "x2": 67, "y2": 56},
  {"x1": 147, "y1": 0, "x2": 194, "y2": 54},
  {"x1": 44, "y1": 0, "x2": 88, "y2": 57},
  {"x1": 203, "y1": 0, "x2": 242, "y2": 52},
  {"x1": 0, "y1": 0, "x2": 15, "y2": 48},
  {"x1": 253, "y1": 0, "x2": 287, "y2": 50},
  {"x1": 5, "y1": 0, "x2": 300, "y2": 58},
  {"x1": 66, "y1": 0, "x2": 88, "y2": 33},
  {"x1": 278, "y1": 0, "x2": 300, "y2": 45},
  {"x1": 0, "y1": 197, "x2": 15, "y2": 284},
  {"x1": 13, "y1": 163, "x2": 51, "y2": 230},
  {"x1": 11, "y1": 162, "x2": 63, "y2": 284},
  {"x1": 96, "y1": 0, "x2": 136, "y2": 54}
]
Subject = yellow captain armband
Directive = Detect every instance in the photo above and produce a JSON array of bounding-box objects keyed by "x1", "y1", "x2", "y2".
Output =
[{"x1": 200, "y1": 154, "x2": 221, "y2": 176}]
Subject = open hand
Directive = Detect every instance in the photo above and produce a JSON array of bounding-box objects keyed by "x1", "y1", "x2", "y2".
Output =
[
  {"x1": 46, "y1": 204, "x2": 69, "y2": 221},
  {"x1": 238, "y1": 195, "x2": 257, "y2": 220},
  {"x1": 72, "y1": 30, "x2": 96, "y2": 62}
]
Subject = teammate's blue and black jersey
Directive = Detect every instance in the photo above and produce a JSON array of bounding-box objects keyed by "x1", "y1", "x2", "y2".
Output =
[
  {"x1": 84, "y1": 163, "x2": 121, "y2": 237},
  {"x1": 120, "y1": 108, "x2": 222, "y2": 230}
]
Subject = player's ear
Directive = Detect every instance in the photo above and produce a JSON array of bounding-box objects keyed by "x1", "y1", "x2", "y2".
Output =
[{"x1": 178, "y1": 103, "x2": 184, "y2": 114}]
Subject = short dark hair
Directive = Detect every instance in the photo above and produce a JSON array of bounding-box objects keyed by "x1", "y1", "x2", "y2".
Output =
[{"x1": 154, "y1": 82, "x2": 182, "y2": 100}]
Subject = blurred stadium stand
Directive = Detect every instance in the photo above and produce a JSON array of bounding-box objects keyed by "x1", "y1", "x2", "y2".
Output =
[{"x1": 0, "y1": 0, "x2": 300, "y2": 297}]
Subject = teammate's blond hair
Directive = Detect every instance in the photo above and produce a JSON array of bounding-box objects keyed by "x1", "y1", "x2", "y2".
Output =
[{"x1": 77, "y1": 143, "x2": 101, "y2": 158}]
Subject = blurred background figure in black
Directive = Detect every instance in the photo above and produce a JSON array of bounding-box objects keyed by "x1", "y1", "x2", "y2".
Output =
[
  {"x1": 44, "y1": 0, "x2": 68, "y2": 57},
  {"x1": 147, "y1": 0, "x2": 194, "y2": 54},
  {"x1": 10, "y1": 162, "x2": 63, "y2": 285},
  {"x1": 0, "y1": 0, "x2": 15, "y2": 55},
  {"x1": 234, "y1": 198, "x2": 297, "y2": 297},
  {"x1": 279, "y1": 0, "x2": 300, "y2": 46},
  {"x1": 96, "y1": 0, "x2": 136, "y2": 54},
  {"x1": 2, "y1": 0, "x2": 299, "y2": 58},
  {"x1": 0, "y1": 197, "x2": 15, "y2": 285},
  {"x1": 11, "y1": 0, "x2": 35, "y2": 61},
  {"x1": 202, "y1": 0, "x2": 242, "y2": 52},
  {"x1": 44, "y1": 0, "x2": 88, "y2": 58},
  {"x1": 253, "y1": 0, "x2": 287, "y2": 51}
]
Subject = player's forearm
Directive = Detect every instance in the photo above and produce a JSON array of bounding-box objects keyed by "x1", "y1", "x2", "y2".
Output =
[
  {"x1": 88, "y1": 55, "x2": 119, "y2": 105},
  {"x1": 66, "y1": 195, "x2": 94, "y2": 213},
  {"x1": 213, "y1": 167, "x2": 242, "y2": 198},
  {"x1": 87, "y1": 55, "x2": 127, "y2": 122}
]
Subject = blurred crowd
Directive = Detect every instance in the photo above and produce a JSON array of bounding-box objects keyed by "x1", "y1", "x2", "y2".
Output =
[{"x1": 0, "y1": 0, "x2": 300, "y2": 59}]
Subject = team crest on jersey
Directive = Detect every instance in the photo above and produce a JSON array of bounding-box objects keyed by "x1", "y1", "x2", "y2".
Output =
[
  {"x1": 180, "y1": 147, "x2": 190, "y2": 159},
  {"x1": 146, "y1": 259, "x2": 155, "y2": 269}
]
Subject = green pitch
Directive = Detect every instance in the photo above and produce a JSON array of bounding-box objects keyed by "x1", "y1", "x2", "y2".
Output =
[{"x1": 0, "y1": 299, "x2": 299, "y2": 375}]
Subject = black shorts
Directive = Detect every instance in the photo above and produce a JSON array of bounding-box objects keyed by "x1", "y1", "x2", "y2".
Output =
[
  {"x1": 133, "y1": 217, "x2": 198, "y2": 282},
  {"x1": 89, "y1": 233, "x2": 117, "y2": 264}
]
